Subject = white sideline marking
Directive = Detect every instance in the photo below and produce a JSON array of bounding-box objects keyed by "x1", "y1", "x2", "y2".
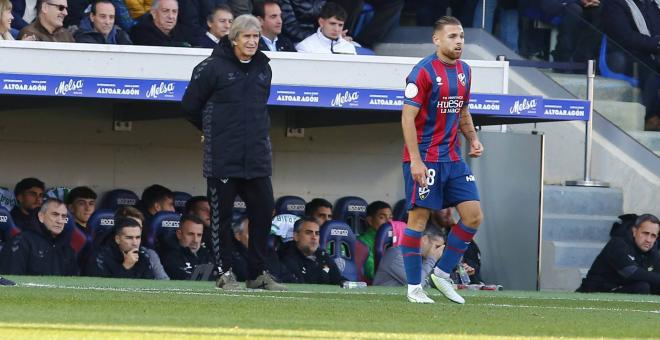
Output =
[
  {"x1": 482, "y1": 303, "x2": 660, "y2": 315},
  {"x1": 20, "y1": 283, "x2": 308, "y2": 300},
  {"x1": 19, "y1": 283, "x2": 660, "y2": 310}
]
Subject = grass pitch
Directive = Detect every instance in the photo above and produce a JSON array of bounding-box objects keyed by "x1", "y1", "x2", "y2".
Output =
[{"x1": 0, "y1": 276, "x2": 658, "y2": 339}]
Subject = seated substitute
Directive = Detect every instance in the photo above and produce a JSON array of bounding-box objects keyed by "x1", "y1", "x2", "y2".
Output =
[
  {"x1": 357, "y1": 201, "x2": 393, "y2": 281},
  {"x1": 304, "y1": 198, "x2": 333, "y2": 225},
  {"x1": 184, "y1": 195, "x2": 211, "y2": 247},
  {"x1": 0, "y1": 199, "x2": 78, "y2": 276},
  {"x1": 65, "y1": 186, "x2": 97, "y2": 236},
  {"x1": 295, "y1": 2, "x2": 356, "y2": 54},
  {"x1": 11, "y1": 177, "x2": 45, "y2": 232},
  {"x1": 75, "y1": 0, "x2": 132, "y2": 44},
  {"x1": 373, "y1": 224, "x2": 444, "y2": 287},
  {"x1": 85, "y1": 217, "x2": 155, "y2": 279},
  {"x1": 114, "y1": 206, "x2": 170, "y2": 279},
  {"x1": 18, "y1": 0, "x2": 75, "y2": 41},
  {"x1": 431, "y1": 207, "x2": 483, "y2": 284},
  {"x1": 278, "y1": 216, "x2": 346, "y2": 285},
  {"x1": 577, "y1": 214, "x2": 660, "y2": 295},
  {"x1": 138, "y1": 184, "x2": 175, "y2": 244},
  {"x1": 158, "y1": 214, "x2": 217, "y2": 280},
  {"x1": 231, "y1": 215, "x2": 292, "y2": 282}
]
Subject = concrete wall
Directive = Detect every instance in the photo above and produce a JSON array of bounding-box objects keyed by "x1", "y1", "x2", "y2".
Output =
[{"x1": 0, "y1": 107, "x2": 404, "y2": 205}]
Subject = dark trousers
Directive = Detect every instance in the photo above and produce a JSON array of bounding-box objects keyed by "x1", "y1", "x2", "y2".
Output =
[{"x1": 207, "y1": 177, "x2": 274, "y2": 280}]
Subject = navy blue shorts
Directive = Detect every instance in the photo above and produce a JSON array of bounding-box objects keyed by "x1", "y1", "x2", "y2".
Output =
[{"x1": 403, "y1": 160, "x2": 480, "y2": 211}]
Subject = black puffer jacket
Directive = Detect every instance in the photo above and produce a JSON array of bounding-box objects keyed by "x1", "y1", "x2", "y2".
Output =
[
  {"x1": 85, "y1": 243, "x2": 155, "y2": 279},
  {"x1": 279, "y1": 0, "x2": 325, "y2": 42},
  {"x1": 0, "y1": 224, "x2": 78, "y2": 276},
  {"x1": 182, "y1": 36, "x2": 273, "y2": 179}
]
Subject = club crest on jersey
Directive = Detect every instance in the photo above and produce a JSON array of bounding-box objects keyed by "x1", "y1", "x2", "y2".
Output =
[
  {"x1": 418, "y1": 186, "x2": 430, "y2": 200},
  {"x1": 458, "y1": 73, "x2": 466, "y2": 86},
  {"x1": 404, "y1": 83, "x2": 418, "y2": 99}
]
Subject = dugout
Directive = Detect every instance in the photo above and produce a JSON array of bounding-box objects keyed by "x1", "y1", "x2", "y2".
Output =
[{"x1": 0, "y1": 41, "x2": 591, "y2": 290}]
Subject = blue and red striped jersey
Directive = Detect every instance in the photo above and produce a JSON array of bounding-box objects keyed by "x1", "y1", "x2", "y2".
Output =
[{"x1": 402, "y1": 54, "x2": 472, "y2": 163}]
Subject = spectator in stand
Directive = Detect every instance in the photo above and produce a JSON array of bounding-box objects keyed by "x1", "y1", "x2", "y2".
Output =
[
  {"x1": 603, "y1": 0, "x2": 660, "y2": 131},
  {"x1": 62, "y1": 0, "x2": 89, "y2": 28},
  {"x1": 11, "y1": 177, "x2": 45, "y2": 232},
  {"x1": 278, "y1": 216, "x2": 346, "y2": 285},
  {"x1": 125, "y1": 0, "x2": 150, "y2": 19},
  {"x1": 304, "y1": 198, "x2": 333, "y2": 225},
  {"x1": 373, "y1": 224, "x2": 444, "y2": 286},
  {"x1": 199, "y1": 3, "x2": 231, "y2": 48},
  {"x1": 0, "y1": 199, "x2": 78, "y2": 276},
  {"x1": 9, "y1": 0, "x2": 37, "y2": 30},
  {"x1": 18, "y1": 0, "x2": 74, "y2": 41},
  {"x1": 228, "y1": 0, "x2": 249, "y2": 15},
  {"x1": 158, "y1": 214, "x2": 217, "y2": 280},
  {"x1": 295, "y1": 3, "x2": 355, "y2": 54},
  {"x1": 114, "y1": 206, "x2": 169, "y2": 279},
  {"x1": 330, "y1": 0, "x2": 403, "y2": 48},
  {"x1": 130, "y1": 0, "x2": 190, "y2": 46},
  {"x1": 230, "y1": 215, "x2": 292, "y2": 282},
  {"x1": 542, "y1": 0, "x2": 602, "y2": 64},
  {"x1": 255, "y1": 0, "x2": 295, "y2": 52},
  {"x1": 279, "y1": 0, "x2": 323, "y2": 43},
  {"x1": 358, "y1": 201, "x2": 393, "y2": 281},
  {"x1": 578, "y1": 214, "x2": 660, "y2": 295},
  {"x1": 65, "y1": 186, "x2": 97, "y2": 236},
  {"x1": 86, "y1": 217, "x2": 155, "y2": 279},
  {"x1": 1, "y1": 0, "x2": 15, "y2": 39},
  {"x1": 75, "y1": 0, "x2": 132, "y2": 44}
]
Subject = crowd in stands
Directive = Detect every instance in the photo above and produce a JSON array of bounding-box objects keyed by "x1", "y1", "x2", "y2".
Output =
[{"x1": 0, "y1": 177, "x2": 494, "y2": 290}]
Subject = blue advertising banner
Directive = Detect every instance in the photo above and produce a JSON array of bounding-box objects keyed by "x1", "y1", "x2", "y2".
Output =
[{"x1": 0, "y1": 73, "x2": 590, "y2": 121}]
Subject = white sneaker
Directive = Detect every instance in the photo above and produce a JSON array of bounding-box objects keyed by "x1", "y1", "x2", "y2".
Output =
[
  {"x1": 406, "y1": 285, "x2": 435, "y2": 304},
  {"x1": 430, "y1": 273, "x2": 465, "y2": 304}
]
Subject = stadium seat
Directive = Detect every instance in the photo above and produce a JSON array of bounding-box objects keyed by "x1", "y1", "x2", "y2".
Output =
[
  {"x1": 598, "y1": 35, "x2": 639, "y2": 87},
  {"x1": 274, "y1": 196, "x2": 306, "y2": 216},
  {"x1": 353, "y1": 239, "x2": 370, "y2": 283},
  {"x1": 0, "y1": 186, "x2": 16, "y2": 211},
  {"x1": 64, "y1": 214, "x2": 88, "y2": 255},
  {"x1": 392, "y1": 199, "x2": 407, "y2": 222},
  {"x1": 233, "y1": 196, "x2": 246, "y2": 215},
  {"x1": 390, "y1": 221, "x2": 406, "y2": 247},
  {"x1": 10, "y1": 28, "x2": 18, "y2": 39},
  {"x1": 173, "y1": 191, "x2": 192, "y2": 214},
  {"x1": 355, "y1": 47, "x2": 376, "y2": 56},
  {"x1": 352, "y1": 3, "x2": 374, "y2": 38},
  {"x1": 99, "y1": 189, "x2": 139, "y2": 211},
  {"x1": 374, "y1": 222, "x2": 393, "y2": 271},
  {"x1": 333, "y1": 196, "x2": 368, "y2": 236},
  {"x1": 87, "y1": 209, "x2": 115, "y2": 246},
  {"x1": 147, "y1": 211, "x2": 181, "y2": 248},
  {"x1": 319, "y1": 220, "x2": 359, "y2": 281},
  {"x1": 0, "y1": 207, "x2": 22, "y2": 247},
  {"x1": 46, "y1": 186, "x2": 71, "y2": 201}
]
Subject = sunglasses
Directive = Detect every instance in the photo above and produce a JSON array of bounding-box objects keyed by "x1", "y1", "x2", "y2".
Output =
[{"x1": 45, "y1": 2, "x2": 68, "y2": 11}]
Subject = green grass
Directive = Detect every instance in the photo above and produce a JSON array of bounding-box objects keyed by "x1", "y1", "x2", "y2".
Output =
[{"x1": 0, "y1": 276, "x2": 658, "y2": 339}]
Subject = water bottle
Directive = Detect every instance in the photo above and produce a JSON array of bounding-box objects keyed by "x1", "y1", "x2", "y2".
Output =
[
  {"x1": 457, "y1": 264, "x2": 471, "y2": 285},
  {"x1": 341, "y1": 281, "x2": 367, "y2": 289}
]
